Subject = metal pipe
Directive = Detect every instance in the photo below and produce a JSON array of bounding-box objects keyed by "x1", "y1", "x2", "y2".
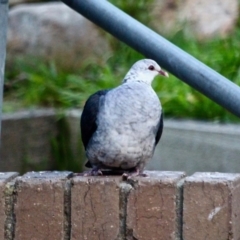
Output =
[
  {"x1": 62, "y1": 0, "x2": 240, "y2": 118},
  {"x1": 0, "y1": 0, "x2": 9, "y2": 145}
]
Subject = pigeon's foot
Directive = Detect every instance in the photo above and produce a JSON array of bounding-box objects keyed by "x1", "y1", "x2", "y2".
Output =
[
  {"x1": 122, "y1": 168, "x2": 147, "y2": 180},
  {"x1": 83, "y1": 166, "x2": 103, "y2": 176}
]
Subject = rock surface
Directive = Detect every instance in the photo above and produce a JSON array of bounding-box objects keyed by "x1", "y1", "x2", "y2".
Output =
[
  {"x1": 9, "y1": 0, "x2": 40, "y2": 7},
  {"x1": 7, "y1": 2, "x2": 111, "y2": 70},
  {"x1": 151, "y1": 0, "x2": 238, "y2": 38}
]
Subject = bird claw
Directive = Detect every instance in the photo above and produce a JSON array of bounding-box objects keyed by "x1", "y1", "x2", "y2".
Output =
[
  {"x1": 122, "y1": 170, "x2": 147, "y2": 180},
  {"x1": 83, "y1": 168, "x2": 103, "y2": 176}
]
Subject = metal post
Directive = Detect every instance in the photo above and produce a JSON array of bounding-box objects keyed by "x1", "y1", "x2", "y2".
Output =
[
  {"x1": 62, "y1": 0, "x2": 240, "y2": 118},
  {"x1": 0, "y1": 0, "x2": 9, "y2": 145}
]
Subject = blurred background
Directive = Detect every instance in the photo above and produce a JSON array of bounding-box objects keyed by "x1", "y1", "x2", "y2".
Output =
[{"x1": 1, "y1": 0, "x2": 240, "y2": 174}]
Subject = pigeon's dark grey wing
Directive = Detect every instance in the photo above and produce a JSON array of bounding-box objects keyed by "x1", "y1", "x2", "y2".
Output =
[
  {"x1": 155, "y1": 112, "x2": 163, "y2": 146},
  {"x1": 80, "y1": 90, "x2": 109, "y2": 150}
]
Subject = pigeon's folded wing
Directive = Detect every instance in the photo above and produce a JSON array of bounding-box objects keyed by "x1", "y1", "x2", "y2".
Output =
[
  {"x1": 80, "y1": 90, "x2": 109, "y2": 149},
  {"x1": 155, "y1": 112, "x2": 163, "y2": 146}
]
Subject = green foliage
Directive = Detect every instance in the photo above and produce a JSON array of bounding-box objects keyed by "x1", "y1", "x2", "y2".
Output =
[
  {"x1": 4, "y1": 59, "x2": 120, "y2": 110},
  {"x1": 109, "y1": 0, "x2": 153, "y2": 24},
  {"x1": 3, "y1": 4, "x2": 240, "y2": 123},
  {"x1": 161, "y1": 29, "x2": 240, "y2": 122}
]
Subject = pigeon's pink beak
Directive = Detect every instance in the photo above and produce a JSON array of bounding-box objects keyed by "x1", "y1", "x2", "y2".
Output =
[{"x1": 158, "y1": 69, "x2": 169, "y2": 77}]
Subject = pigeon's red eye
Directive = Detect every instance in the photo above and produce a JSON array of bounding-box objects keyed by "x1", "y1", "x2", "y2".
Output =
[{"x1": 148, "y1": 65, "x2": 154, "y2": 70}]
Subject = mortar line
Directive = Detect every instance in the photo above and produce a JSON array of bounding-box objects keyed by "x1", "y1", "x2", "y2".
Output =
[
  {"x1": 64, "y1": 179, "x2": 72, "y2": 240},
  {"x1": 4, "y1": 178, "x2": 18, "y2": 240},
  {"x1": 119, "y1": 181, "x2": 132, "y2": 240},
  {"x1": 177, "y1": 179, "x2": 185, "y2": 240}
]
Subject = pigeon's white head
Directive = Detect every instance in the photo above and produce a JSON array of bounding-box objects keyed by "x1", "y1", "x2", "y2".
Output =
[{"x1": 123, "y1": 59, "x2": 168, "y2": 85}]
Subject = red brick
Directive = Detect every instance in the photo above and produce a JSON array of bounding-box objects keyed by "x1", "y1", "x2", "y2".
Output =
[
  {"x1": 183, "y1": 172, "x2": 240, "y2": 240},
  {"x1": 126, "y1": 171, "x2": 185, "y2": 240},
  {"x1": 71, "y1": 176, "x2": 121, "y2": 240},
  {"x1": 14, "y1": 171, "x2": 72, "y2": 240}
]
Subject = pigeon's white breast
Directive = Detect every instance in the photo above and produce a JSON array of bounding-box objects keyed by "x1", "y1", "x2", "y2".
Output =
[{"x1": 87, "y1": 82, "x2": 162, "y2": 168}]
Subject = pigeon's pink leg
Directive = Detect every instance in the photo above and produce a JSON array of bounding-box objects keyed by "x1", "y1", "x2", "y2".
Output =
[
  {"x1": 83, "y1": 166, "x2": 103, "y2": 176},
  {"x1": 122, "y1": 163, "x2": 147, "y2": 180}
]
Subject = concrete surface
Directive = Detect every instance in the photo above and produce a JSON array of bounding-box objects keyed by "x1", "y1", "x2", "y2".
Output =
[
  {"x1": 0, "y1": 109, "x2": 58, "y2": 172},
  {"x1": 149, "y1": 119, "x2": 240, "y2": 174}
]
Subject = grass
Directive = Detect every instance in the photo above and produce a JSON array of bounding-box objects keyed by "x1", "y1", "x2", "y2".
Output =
[{"x1": 3, "y1": 2, "x2": 240, "y2": 123}]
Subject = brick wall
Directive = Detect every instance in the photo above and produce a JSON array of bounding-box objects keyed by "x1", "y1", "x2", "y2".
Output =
[{"x1": 0, "y1": 171, "x2": 240, "y2": 240}]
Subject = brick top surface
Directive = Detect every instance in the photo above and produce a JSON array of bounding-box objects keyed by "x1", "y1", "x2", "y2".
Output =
[
  {"x1": 185, "y1": 172, "x2": 240, "y2": 182},
  {"x1": 143, "y1": 170, "x2": 185, "y2": 180},
  {"x1": 72, "y1": 175, "x2": 122, "y2": 183},
  {"x1": 71, "y1": 171, "x2": 185, "y2": 184},
  {"x1": 22, "y1": 171, "x2": 73, "y2": 179},
  {"x1": 0, "y1": 172, "x2": 18, "y2": 181}
]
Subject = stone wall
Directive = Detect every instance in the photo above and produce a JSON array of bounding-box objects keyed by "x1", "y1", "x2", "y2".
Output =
[
  {"x1": 0, "y1": 109, "x2": 84, "y2": 173},
  {"x1": 0, "y1": 171, "x2": 240, "y2": 239},
  {"x1": 150, "y1": 119, "x2": 240, "y2": 174},
  {"x1": 1, "y1": 109, "x2": 58, "y2": 172},
  {"x1": 1, "y1": 109, "x2": 240, "y2": 174}
]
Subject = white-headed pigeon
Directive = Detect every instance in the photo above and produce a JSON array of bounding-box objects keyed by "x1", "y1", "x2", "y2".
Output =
[{"x1": 81, "y1": 59, "x2": 168, "y2": 178}]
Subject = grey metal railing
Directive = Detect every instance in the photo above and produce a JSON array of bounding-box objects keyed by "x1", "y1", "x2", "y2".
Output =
[
  {"x1": 62, "y1": 0, "x2": 240, "y2": 118},
  {"x1": 0, "y1": 0, "x2": 9, "y2": 144}
]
